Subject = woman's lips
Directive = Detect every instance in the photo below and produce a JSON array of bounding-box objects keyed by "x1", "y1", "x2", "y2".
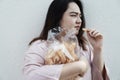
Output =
[{"x1": 75, "y1": 26, "x2": 80, "y2": 30}]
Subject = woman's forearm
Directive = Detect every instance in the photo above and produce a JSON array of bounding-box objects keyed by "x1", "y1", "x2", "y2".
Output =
[
  {"x1": 60, "y1": 58, "x2": 88, "y2": 79},
  {"x1": 93, "y1": 47, "x2": 104, "y2": 72}
]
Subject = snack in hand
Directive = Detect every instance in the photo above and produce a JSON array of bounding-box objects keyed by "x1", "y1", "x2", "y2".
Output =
[
  {"x1": 45, "y1": 28, "x2": 79, "y2": 65},
  {"x1": 45, "y1": 41, "x2": 79, "y2": 65}
]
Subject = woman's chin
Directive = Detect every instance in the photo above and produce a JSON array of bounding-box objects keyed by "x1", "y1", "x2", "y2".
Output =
[{"x1": 75, "y1": 31, "x2": 79, "y2": 35}]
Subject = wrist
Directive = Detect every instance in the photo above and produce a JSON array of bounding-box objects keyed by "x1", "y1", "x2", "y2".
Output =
[
  {"x1": 93, "y1": 47, "x2": 102, "y2": 56},
  {"x1": 93, "y1": 46, "x2": 102, "y2": 51}
]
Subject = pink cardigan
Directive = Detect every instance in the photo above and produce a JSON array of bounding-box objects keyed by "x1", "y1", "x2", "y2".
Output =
[{"x1": 23, "y1": 40, "x2": 109, "y2": 80}]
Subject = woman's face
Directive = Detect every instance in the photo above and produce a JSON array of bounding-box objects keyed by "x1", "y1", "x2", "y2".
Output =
[{"x1": 60, "y1": 2, "x2": 82, "y2": 34}]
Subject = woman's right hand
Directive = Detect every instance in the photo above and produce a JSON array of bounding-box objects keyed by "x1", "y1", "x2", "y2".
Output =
[
  {"x1": 78, "y1": 56, "x2": 89, "y2": 76},
  {"x1": 60, "y1": 56, "x2": 89, "y2": 80}
]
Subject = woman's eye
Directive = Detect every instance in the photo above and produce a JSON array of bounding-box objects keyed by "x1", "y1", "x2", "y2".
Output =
[{"x1": 70, "y1": 15, "x2": 77, "y2": 17}]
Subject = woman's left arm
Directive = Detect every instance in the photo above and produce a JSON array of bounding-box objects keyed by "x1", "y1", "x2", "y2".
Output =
[
  {"x1": 84, "y1": 28, "x2": 103, "y2": 71},
  {"x1": 83, "y1": 28, "x2": 110, "y2": 80}
]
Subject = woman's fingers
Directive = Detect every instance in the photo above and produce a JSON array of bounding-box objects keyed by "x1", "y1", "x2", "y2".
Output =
[
  {"x1": 82, "y1": 28, "x2": 103, "y2": 39},
  {"x1": 94, "y1": 32, "x2": 103, "y2": 39},
  {"x1": 89, "y1": 29, "x2": 96, "y2": 37}
]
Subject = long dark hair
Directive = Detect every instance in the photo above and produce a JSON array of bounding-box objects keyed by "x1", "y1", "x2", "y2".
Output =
[{"x1": 29, "y1": 0, "x2": 87, "y2": 50}]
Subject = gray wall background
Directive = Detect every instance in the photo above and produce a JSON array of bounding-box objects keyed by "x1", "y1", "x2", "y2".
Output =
[{"x1": 0, "y1": 0, "x2": 120, "y2": 80}]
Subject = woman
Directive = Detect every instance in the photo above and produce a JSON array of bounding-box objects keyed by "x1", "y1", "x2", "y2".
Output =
[{"x1": 23, "y1": 0, "x2": 109, "y2": 80}]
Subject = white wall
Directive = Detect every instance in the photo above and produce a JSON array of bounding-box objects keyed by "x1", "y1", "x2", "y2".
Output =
[
  {"x1": 0, "y1": 0, "x2": 120, "y2": 80},
  {"x1": 0, "y1": 0, "x2": 52, "y2": 80}
]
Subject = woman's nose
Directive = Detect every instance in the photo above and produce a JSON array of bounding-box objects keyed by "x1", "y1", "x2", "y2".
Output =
[{"x1": 76, "y1": 17, "x2": 82, "y2": 24}]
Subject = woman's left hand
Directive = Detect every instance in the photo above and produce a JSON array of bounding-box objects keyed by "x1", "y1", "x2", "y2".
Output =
[{"x1": 83, "y1": 28, "x2": 103, "y2": 49}]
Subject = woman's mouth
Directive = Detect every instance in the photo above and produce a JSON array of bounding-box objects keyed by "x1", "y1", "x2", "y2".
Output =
[{"x1": 75, "y1": 26, "x2": 80, "y2": 30}]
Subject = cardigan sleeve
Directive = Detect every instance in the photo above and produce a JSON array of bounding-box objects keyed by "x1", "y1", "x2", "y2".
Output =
[
  {"x1": 88, "y1": 44, "x2": 110, "y2": 80},
  {"x1": 23, "y1": 40, "x2": 63, "y2": 80},
  {"x1": 91, "y1": 63, "x2": 110, "y2": 80}
]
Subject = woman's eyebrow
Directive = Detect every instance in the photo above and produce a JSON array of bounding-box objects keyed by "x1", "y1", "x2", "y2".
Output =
[{"x1": 70, "y1": 11, "x2": 81, "y2": 15}]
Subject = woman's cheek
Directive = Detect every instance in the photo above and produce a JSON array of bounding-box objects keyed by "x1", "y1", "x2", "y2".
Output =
[{"x1": 68, "y1": 19, "x2": 76, "y2": 28}]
